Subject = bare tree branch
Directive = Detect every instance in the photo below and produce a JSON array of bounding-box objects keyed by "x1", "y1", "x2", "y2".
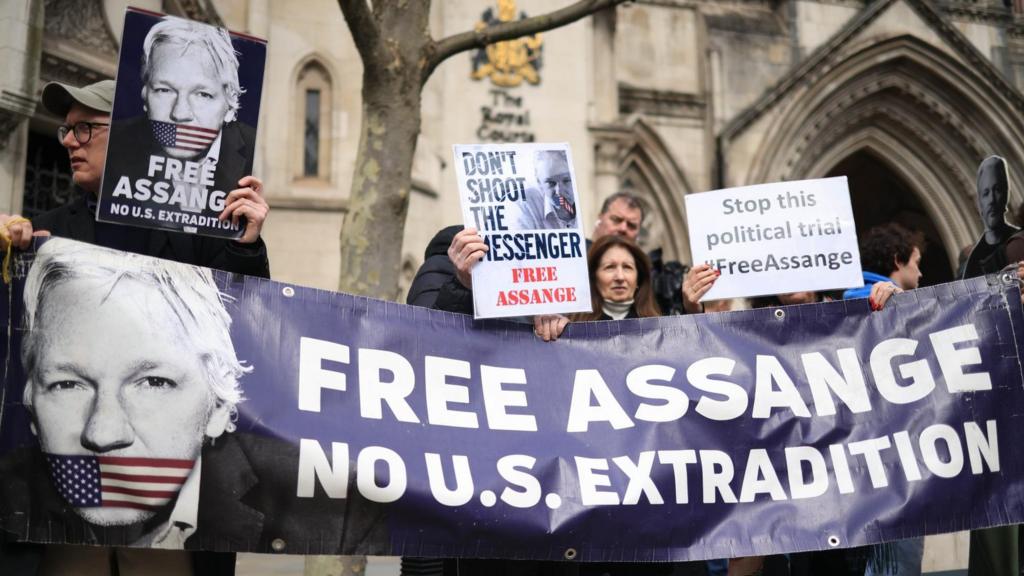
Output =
[
  {"x1": 338, "y1": 0, "x2": 382, "y2": 68},
  {"x1": 423, "y1": 0, "x2": 627, "y2": 82}
]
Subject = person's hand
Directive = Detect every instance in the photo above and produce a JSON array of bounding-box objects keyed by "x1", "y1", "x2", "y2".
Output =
[
  {"x1": 447, "y1": 227, "x2": 488, "y2": 288},
  {"x1": 682, "y1": 263, "x2": 720, "y2": 313},
  {"x1": 220, "y1": 176, "x2": 269, "y2": 244},
  {"x1": 868, "y1": 281, "x2": 903, "y2": 311},
  {"x1": 533, "y1": 314, "x2": 569, "y2": 342},
  {"x1": 0, "y1": 214, "x2": 49, "y2": 251}
]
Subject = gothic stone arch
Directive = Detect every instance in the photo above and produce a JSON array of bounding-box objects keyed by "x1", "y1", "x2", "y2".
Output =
[
  {"x1": 616, "y1": 118, "x2": 693, "y2": 263},
  {"x1": 746, "y1": 35, "x2": 1024, "y2": 269}
]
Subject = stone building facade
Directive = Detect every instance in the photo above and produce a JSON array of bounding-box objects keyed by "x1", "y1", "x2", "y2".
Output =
[
  {"x1": 4, "y1": 0, "x2": 1024, "y2": 292},
  {"x1": 2, "y1": 0, "x2": 1023, "y2": 569}
]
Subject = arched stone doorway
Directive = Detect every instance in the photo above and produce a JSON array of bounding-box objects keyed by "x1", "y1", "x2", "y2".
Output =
[
  {"x1": 735, "y1": 34, "x2": 1024, "y2": 279},
  {"x1": 825, "y1": 150, "x2": 954, "y2": 285}
]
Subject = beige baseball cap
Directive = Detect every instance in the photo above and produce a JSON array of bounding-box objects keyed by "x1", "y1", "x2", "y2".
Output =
[{"x1": 41, "y1": 79, "x2": 115, "y2": 117}]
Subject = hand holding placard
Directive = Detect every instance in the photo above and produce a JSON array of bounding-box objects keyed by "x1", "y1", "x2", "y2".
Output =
[{"x1": 453, "y1": 143, "x2": 591, "y2": 319}]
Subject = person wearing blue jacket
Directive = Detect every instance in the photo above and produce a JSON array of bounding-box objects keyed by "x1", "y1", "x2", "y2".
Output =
[{"x1": 843, "y1": 223, "x2": 923, "y2": 305}]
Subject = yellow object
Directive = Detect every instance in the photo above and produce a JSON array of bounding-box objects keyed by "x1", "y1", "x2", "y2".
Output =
[
  {"x1": 0, "y1": 216, "x2": 31, "y2": 284},
  {"x1": 471, "y1": 0, "x2": 544, "y2": 88}
]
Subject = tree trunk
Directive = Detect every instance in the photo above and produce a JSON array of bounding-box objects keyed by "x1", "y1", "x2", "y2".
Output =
[
  {"x1": 326, "y1": 6, "x2": 630, "y2": 575},
  {"x1": 335, "y1": 0, "x2": 627, "y2": 300},
  {"x1": 337, "y1": 65, "x2": 423, "y2": 298}
]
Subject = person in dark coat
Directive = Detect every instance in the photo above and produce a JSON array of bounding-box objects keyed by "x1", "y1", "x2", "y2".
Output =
[
  {"x1": 0, "y1": 76, "x2": 269, "y2": 576},
  {"x1": 406, "y1": 224, "x2": 473, "y2": 314}
]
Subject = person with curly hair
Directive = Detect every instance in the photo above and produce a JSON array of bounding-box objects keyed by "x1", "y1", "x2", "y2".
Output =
[{"x1": 842, "y1": 222, "x2": 924, "y2": 307}]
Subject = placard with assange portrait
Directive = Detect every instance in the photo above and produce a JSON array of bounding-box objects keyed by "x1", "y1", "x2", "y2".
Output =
[
  {"x1": 97, "y1": 7, "x2": 267, "y2": 239},
  {"x1": 453, "y1": 142, "x2": 592, "y2": 319}
]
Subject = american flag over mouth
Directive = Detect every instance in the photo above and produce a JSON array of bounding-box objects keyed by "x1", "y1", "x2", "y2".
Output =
[
  {"x1": 151, "y1": 120, "x2": 218, "y2": 154},
  {"x1": 46, "y1": 454, "x2": 194, "y2": 511}
]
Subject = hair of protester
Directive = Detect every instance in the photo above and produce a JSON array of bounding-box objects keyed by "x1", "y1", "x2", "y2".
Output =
[
  {"x1": 859, "y1": 222, "x2": 926, "y2": 276},
  {"x1": 599, "y1": 192, "x2": 646, "y2": 222},
  {"x1": 141, "y1": 16, "x2": 244, "y2": 122},
  {"x1": 533, "y1": 150, "x2": 568, "y2": 177},
  {"x1": 574, "y1": 235, "x2": 661, "y2": 321},
  {"x1": 20, "y1": 238, "x2": 250, "y2": 432}
]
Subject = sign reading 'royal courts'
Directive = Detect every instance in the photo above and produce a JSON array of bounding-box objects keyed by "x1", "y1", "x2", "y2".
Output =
[
  {"x1": 470, "y1": 1, "x2": 541, "y2": 144},
  {"x1": 1, "y1": 237, "x2": 1024, "y2": 558},
  {"x1": 98, "y1": 8, "x2": 267, "y2": 239}
]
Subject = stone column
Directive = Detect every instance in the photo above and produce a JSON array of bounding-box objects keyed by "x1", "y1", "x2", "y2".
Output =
[
  {"x1": 591, "y1": 7, "x2": 618, "y2": 125},
  {"x1": 0, "y1": 0, "x2": 43, "y2": 212},
  {"x1": 593, "y1": 135, "x2": 625, "y2": 202},
  {"x1": 589, "y1": 7, "x2": 625, "y2": 213}
]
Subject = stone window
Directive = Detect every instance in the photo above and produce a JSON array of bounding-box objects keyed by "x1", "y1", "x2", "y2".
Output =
[
  {"x1": 304, "y1": 89, "x2": 321, "y2": 176},
  {"x1": 294, "y1": 60, "x2": 332, "y2": 181}
]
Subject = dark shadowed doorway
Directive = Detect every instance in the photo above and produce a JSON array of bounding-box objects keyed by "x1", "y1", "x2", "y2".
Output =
[{"x1": 825, "y1": 150, "x2": 955, "y2": 286}]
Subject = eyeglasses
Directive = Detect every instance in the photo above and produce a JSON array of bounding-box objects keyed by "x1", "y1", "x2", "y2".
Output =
[{"x1": 57, "y1": 121, "x2": 110, "y2": 145}]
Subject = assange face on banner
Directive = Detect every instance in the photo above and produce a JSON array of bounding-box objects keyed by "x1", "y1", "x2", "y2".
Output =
[
  {"x1": 535, "y1": 150, "x2": 577, "y2": 226},
  {"x1": 21, "y1": 238, "x2": 249, "y2": 527},
  {"x1": 140, "y1": 17, "x2": 243, "y2": 160}
]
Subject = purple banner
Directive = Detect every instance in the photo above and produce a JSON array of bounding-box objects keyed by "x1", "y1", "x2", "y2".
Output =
[{"x1": 2, "y1": 237, "x2": 1023, "y2": 559}]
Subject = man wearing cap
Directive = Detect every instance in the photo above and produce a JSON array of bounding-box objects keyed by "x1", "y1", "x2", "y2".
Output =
[
  {"x1": 0, "y1": 78, "x2": 270, "y2": 575},
  {"x1": 0, "y1": 79, "x2": 269, "y2": 273}
]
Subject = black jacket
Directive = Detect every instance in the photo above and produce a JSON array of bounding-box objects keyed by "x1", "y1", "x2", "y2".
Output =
[
  {"x1": 406, "y1": 225, "x2": 473, "y2": 314},
  {"x1": 31, "y1": 192, "x2": 270, "y2": 279},
  {"x1": 191, "y1": 433, "x2": 387, "y2": 556},
  {"x1": 0, "y1": 435, "x2": 387, "y2": 563}
]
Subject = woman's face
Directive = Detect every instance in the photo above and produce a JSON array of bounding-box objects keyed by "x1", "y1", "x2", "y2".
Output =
[{"x1": 596, "y1": 245, "x2": 638, "y2": 302}]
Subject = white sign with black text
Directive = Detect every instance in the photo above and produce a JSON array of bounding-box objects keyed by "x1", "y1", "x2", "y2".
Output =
[
  {"x1": 685, "y1": 177, "x2": 862, "y2": 301},
  {"x1": 453, "y1": 142, "x2": 591, "y2": 319}
]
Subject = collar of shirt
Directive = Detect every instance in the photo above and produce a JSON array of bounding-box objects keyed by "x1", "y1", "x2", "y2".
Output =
[{"x1": 148, "y1": 456, "x2": 203, "y2": 549}]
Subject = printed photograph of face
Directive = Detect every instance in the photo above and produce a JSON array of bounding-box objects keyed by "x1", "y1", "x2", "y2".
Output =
[
  {"x1": 21, "y1": 238, "x2": 249, "y2": 527},
  {"x1": 140, "y1": 17, "x2": 243, "y2": 160},
  {"x1": 511, "y1": 148, "x2": 580, "y2": 231},
  {"x1": 535, "y1": 150, "x2": 576, "y2": 225}
]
